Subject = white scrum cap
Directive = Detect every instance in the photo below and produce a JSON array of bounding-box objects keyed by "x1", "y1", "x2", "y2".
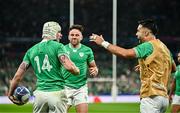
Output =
[{"x1": 42, "y1": 21, "x2": 61, "y2": 39}]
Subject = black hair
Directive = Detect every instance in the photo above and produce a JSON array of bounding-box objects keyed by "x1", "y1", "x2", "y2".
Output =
[
  {"x1": 69, "y1": 24, "x2": 84, "y2": 33},
  {"x1": 138, "y1": 19, "x2": 158, "y2": 35}
]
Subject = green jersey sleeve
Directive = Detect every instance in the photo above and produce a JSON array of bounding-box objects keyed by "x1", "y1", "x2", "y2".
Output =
[
  {"x1": 87, "y1": 48, "x2": 94, "y2": 64},
  {"x1": 57, "y1": 44, "x2": 68, "y2": 57},
  {"x1": 174, "y1": 65, "x2": 180, "y2": 95},
  {"x1": 133, "y1": 42, "x2": 153, "y2": 59},
  {"x1": 175, "y1": 65, "x2": 180, "y2": 78}
]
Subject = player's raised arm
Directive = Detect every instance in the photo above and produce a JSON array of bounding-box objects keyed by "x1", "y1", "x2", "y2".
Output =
[
  {"x1": 59, "y1": 54, "x2": 80, "y2": 75},
  {"x1": 90, "y1": 34, "x2": 136, "y2": 58}
]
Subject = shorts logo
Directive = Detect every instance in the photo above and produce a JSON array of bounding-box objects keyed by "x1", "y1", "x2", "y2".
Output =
[{"x1": 79, "y1": 52, "x2": 84, "y2": 57}]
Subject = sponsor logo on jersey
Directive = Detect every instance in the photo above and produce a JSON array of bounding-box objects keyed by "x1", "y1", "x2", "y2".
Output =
[{"x1": 79, "y1": 52, "x2": 84, "y2": 57}]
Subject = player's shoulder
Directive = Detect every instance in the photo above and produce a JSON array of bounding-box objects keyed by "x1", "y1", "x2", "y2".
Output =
[
  {"x1": 139, "y1": 41, "x2": 152, "y2": 46},
  {"x1": 48, "y1": 40, "x2": 63, "y2": 45},
  {"x1": 46, "y1": 40, "x2": 65, "y2": 49},
  {"x1": 81, "y1": 44, "x2": 92, "y2": 50},
  {"x1": 26, "y1": 42, "x2": 39, "y2": 52},
  {"x1": 136, "y1": 41, "x2": 153, "y2": 50},
  {"x1": 29, "y1": 40, "x2": 64, "y2": 51},
  {"x1": 64, "y1": 43, "x2": 69, "y2": 47}
]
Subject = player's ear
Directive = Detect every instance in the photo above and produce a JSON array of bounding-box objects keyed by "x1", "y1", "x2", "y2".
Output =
[
  {"x1": 80, "y1": 36, "x2": 83, "y2": 41},
  {"x1": 68, "y1": 35, "x2": 71, "y2": 41},
  {"x1": 144, "y1": 30, "x2": 149, "y2": 37},
  {"x1": 80, "y1": 34, "x2": 83, "y2": 41}
]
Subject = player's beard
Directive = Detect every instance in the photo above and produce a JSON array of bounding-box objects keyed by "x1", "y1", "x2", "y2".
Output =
[
  {"x1": 137, "y1": 36, "x2": 142, "y2": 44},
  {"x1": 137, "y1": 35, "x2": 145, "y2": 44},
  {"x1": 70, "y1": 38, "x2": 80, "y2": 47}
]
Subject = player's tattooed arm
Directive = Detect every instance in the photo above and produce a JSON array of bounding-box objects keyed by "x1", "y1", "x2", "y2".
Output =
[
  {"x1": 19, "y1": 62, "x2": 29, "y2": 71},
  {"x1": 59, "y1": 54, "x2": 80, "y2": 75},
  {"x1": 8, "y1": 62, "x2": 29, "y2": 97}
]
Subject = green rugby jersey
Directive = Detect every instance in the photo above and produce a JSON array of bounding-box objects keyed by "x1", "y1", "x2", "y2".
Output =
[
  {"x1": 133, "y1": 42, "x2": 153, "y2": 59},
  {"x1": 23, "y1": 40, "x2": 68, "y2": 91},
  {"x1": 175, "y1": 65, "x2": 180, "y2": 95},
  {"x1": 63, "y1": 43, "x2": 94, "y2": 89},
  {"x1": 134, "y1": 41, "x2": 173, "y2": 62}
]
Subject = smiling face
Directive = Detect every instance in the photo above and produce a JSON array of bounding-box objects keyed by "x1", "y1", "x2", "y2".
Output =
[
  {"x1": 136, "y1": 24, "x2": 153, "y2": 42},
  {"x1": 136, "y1": 25, "x2": 147, "y2": 40},
  {"x1": 68, "y1": 29, "x2": 83, "y2": 47}
]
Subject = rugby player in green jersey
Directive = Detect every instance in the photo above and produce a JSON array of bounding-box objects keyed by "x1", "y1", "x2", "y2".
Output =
[
  {"x1": 90, "y1": 19, "x2": 176, "y2": 113},
  {"x1": 63, "y1": 24, "x2": 98, "y2": 113},
  {"x1": 8, "y1": 21, "x2": 79, "y2": 113},
  {"x1": 169, "y1": 52, "x2": 180, "y2": 113}
]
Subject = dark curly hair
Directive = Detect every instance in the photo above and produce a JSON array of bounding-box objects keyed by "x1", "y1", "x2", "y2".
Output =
[
  {"x1": 138, "y1": 19, "x2": 158, "y2": 35},
  {"x1": 69, "y1": 24, "x2": 84, "y2": 33}
]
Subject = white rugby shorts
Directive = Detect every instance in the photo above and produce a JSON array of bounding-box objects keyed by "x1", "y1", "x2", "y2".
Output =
[
  {"x1": 140, "y1": 95, "x2": 169, "y2": 113},
  {"x1": 33, "y1": 90, "x2": 67, "y2": 113},
  {"x1": 65, "y1": 84, "x2": 88, "y2": 106}
]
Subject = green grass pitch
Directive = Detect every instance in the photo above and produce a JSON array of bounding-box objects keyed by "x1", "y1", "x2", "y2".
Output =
[{"x1": 0, "y1": 103, "x2": 171, "y2": 113}]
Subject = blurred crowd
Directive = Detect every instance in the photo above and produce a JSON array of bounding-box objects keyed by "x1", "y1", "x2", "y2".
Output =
[
  {"x1": 1, "y1": 0, "x2": 180, "y2": 38},
  {"x1": 0, "y1": 0, "x2": 180, "y2": 95},
  {"x1": 0, "y1": 47, "x2": 140, "y2": 96}
]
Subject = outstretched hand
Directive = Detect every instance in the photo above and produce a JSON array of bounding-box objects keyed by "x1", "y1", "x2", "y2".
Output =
[{"x1": 90, "y1": 34, "x2": 104, "y2": 45}]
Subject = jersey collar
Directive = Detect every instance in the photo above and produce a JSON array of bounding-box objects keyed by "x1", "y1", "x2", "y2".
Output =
[
  {"x1": 69, "y1": 43, "x2": 81, "y2": 52},
  {"x1": 69, "y1": 43, "x2": 81, "y2": 49}
]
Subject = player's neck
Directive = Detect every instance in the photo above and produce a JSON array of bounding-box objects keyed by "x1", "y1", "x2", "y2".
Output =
[
  {"x1": 143, "y1": 35, "x2": 156, "y2": 42},
  {"x1": 41, "y1": 38, "x2": 49, "y2": 42},
  {"x1": 70, "y1": 43, "x2": 81, "y2": 49}
]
